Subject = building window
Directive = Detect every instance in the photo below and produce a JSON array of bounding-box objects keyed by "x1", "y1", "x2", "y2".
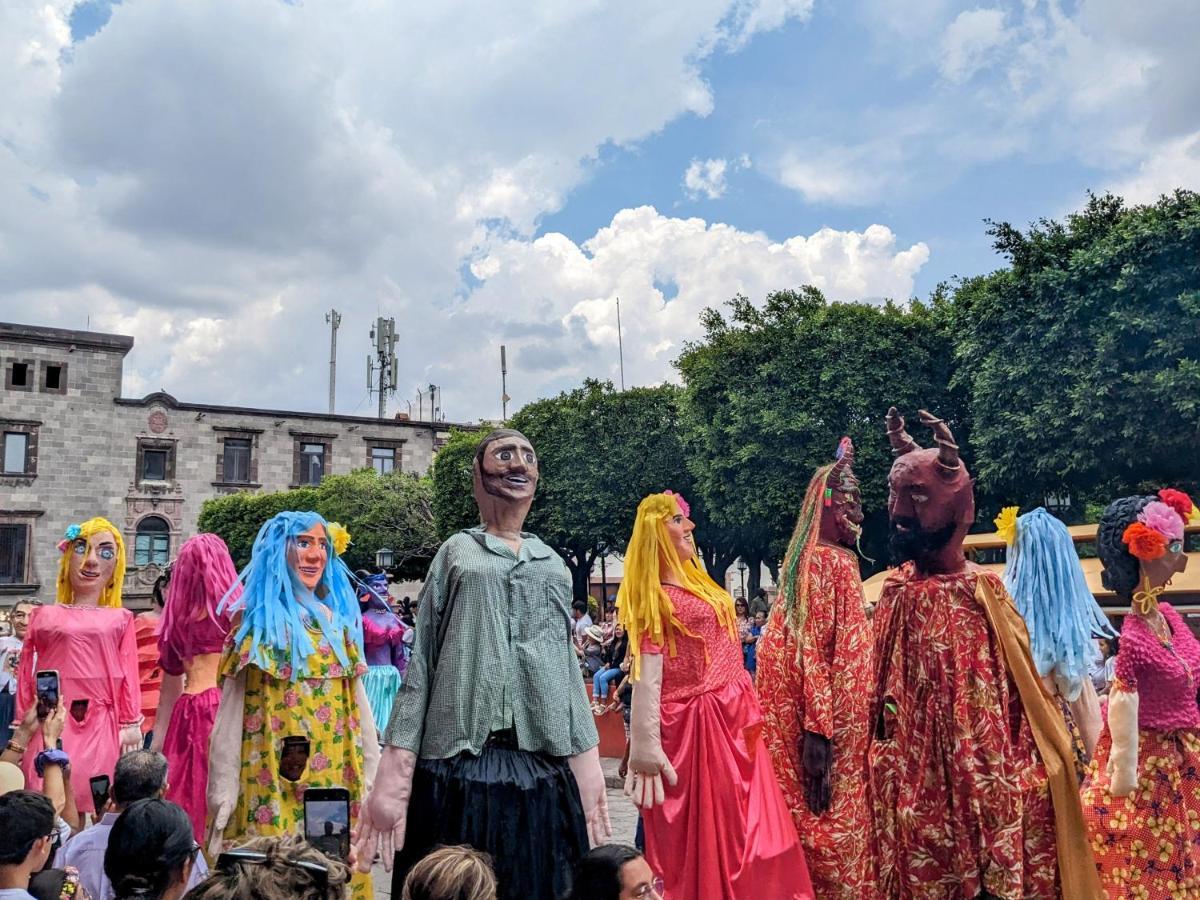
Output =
[
  {"x1": 300, "y1": 443, "x2": 325, "y2": 485},
  {"x1": 5, "y1": 360, "x2": 33, "y2": 392},
  {"x1": 40, "y1": 362, "x2": 67, "y2": 394},
  {"x1": 370, "y1": 446, "x2": 396, "y2": 474},
  {"x1": 223, "y1": 438, "x2": 252, "y2": 483},
  {"x1": 136, "y1": 439, "x2": 176, "y2": 485},
  {"x1": 0, "y1": 423, "x2": 37, "y2": 477},
  {"x1": 0, "y1": 524, "x2": 29, "y2": 585},
  {"x1": 3, "y1": 433, "x2": 28, "y2": 474},
  {"x1": 134, "y1": 516, "x2": 171, "y2": 567},
  {"x1": 143, "y1": 448, "x2": 168, "y2": 481}
]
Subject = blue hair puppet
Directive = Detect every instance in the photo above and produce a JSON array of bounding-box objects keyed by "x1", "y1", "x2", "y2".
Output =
[
  {"x1": 220, "y1": 511, "x2": 363, "y2": 679},
  {"x1": 1002, "y1": 507, "x2": 1116, "y2": 701}
]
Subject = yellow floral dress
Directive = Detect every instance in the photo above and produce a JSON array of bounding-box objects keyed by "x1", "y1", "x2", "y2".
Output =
[{"x1": 219, "y1": 626, "x2": 372, "y2": 899}]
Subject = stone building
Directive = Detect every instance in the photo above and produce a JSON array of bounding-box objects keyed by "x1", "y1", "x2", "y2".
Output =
[{"x1": 1, "y1": 321, "x2": 457, "y2": 609}]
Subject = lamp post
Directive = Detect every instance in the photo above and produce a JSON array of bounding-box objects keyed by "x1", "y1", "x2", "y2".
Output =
[
  {"x1": 375, "y1": 547, "x2": 395, "y2": 571},
  {"x1": 737, "y1": 558, "x2": 747, "y2": 599}
]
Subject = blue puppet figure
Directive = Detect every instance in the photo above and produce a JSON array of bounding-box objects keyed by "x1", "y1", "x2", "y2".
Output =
[
  {"x1": 205, "y1": 511, "x2": 378, "y2": 900},
  {"x1": 1001, "y1": 506, "x2": 1116, "y2": 764}
]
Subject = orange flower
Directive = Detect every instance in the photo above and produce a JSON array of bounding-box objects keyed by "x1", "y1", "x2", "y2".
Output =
[{"x1": 1124, "y1": 522, "x2": 1168, "y2": 560}]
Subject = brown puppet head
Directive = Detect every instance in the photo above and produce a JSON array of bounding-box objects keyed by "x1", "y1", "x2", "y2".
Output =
[
  {"x1": 817, "y1": 436, "x2": 864, "y2": 550},
  {"x1": 472, "y1": 428, "x2": 539, "y2": 533},
  {"x1": 885, "y1": 407, "x2": 974, "y2": 576}
]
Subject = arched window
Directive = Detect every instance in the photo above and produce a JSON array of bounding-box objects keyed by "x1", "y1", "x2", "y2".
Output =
[{"x1": 134, "y1": 516, "x2": 170, "y2": 567}]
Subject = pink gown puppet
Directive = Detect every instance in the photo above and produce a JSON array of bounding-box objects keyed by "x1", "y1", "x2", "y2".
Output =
[
  {"x1": 356, "y1": 571, "x2": 407, "y2": 734},
  {"x1": 17, "y1": 518, "x2": 141, "y2": 815},
  {"x1": 150, "y1": 533, "x2": 237, "y2": 841}
]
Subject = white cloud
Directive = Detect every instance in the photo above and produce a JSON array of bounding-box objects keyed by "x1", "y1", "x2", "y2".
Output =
[
  {"x1": 0, "y1": 0, "x2": 817, "y2": 420},
  {"x1": 939, "y1": 8, "x2": 1010, "y2": 82},
  {"x1": 683, "y1": 155, "x2": 751, "y2": 200},
  {"x1": 1106, "y1": 131, "x2": 1200, "y2": 204}
]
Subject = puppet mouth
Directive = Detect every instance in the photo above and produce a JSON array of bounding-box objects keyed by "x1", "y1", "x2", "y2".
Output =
[
  {"x1": 78, "y1": 569, "x2": 102, "y2": 580},
  {"x1": 298, "y1": 565, "x2": 322, "y2": 579},
  {"x1": 504, "y1": 475, "x2": 529, "y2": 485}
]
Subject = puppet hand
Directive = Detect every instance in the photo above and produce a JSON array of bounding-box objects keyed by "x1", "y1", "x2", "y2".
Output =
[
  {"x1": 119, "y1": 723, "x2": 142, "y2": 755},
  {"x1": 801, "y1": 731, "x2": 833, "y2": 815},
  {"x1": 1108, "y1": 761, "x2": 1138, "y2": 798},
  {"x1": 624, "y1": 746, "x2": 677, "y2": 810},
  {"x1": 206, "y1": 800, "x2": 231, "y2": 859},
  {"x1": 354, "y1": 746, "x2": 416, "y2": 873},
  {"x1": 569, "y1": 746, "x2": 611, "y2": 844}
]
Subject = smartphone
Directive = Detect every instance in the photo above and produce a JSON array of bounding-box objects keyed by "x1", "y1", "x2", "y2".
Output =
[
  {"x1": 89, "y1": 775, "x2": 111, "y2": 814},
  {"x1": 303, "y1": 787, "x2": 351, "y2": 861},
  {"x1": 35, "y1": 670, "x2": 59, "y2": 718}
]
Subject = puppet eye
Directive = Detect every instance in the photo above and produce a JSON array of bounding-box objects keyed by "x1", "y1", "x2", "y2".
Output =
[{"x1": 911, "y1": 493, "x2": 929, "y2": 504}]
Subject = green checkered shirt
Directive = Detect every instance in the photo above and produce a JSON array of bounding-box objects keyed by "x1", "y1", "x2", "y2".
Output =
[{"x1": 383, "y1": 527, "x2": 599, "y2": 759}]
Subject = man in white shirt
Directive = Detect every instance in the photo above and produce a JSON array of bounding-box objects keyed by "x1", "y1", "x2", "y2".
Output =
[
  {"x1": 0, "y1": 602, "x2": 35, "y2": 747},
  {"x1": 61, "y1": 751, "x2": 208, "y2": 900},
  {"x1": 0, "y1": 789, "x2": 55, "y2": 900}
]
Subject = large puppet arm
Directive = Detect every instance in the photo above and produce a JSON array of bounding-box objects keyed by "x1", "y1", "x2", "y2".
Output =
[
  {"x1": 623, "y1": 653, "x2": 677, "y2": 809},
  {"x1": 205, "y1": 670, "x2": 246, "y2": 858},
  {"x1": 1106, "y1": 687, "x2": 1139, "y2": 797},
  {"x1": 117, "y1": 613, "x2": 143, "y2": 754},
  {"x1": 569, "y1": 745, "x2": 611, "y2": 845},
  {"x1": 149, "y1": 673, "x2": 184, "y2": 754},
  {"x1": 353, "y1": 678, "x2": 380, "y2": 791}
]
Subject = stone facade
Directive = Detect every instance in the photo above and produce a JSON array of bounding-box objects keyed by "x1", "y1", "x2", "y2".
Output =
[{"x1": 1, "y1": 322, "x2": 455, "y2": 609}]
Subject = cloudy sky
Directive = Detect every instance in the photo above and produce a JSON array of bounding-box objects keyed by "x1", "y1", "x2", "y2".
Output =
[{"x1": 3, "y1": 1, "x2": 1197, "y2": 423}]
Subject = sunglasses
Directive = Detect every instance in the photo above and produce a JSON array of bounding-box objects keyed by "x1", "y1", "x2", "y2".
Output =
[{"x1": 216, "y1": 849, "x2": 329, "y2": 890}]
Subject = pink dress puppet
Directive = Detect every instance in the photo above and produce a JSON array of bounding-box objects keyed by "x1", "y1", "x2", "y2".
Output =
[
  {"x1": 17, "y1": 519, "x2": 142, "y2": 815},
  {"x1": 151, "y1": 533, "x2": 237, "y2": 842},
  {"x1": 357, "y1": 572, "x2": 407, "y2": 734}
]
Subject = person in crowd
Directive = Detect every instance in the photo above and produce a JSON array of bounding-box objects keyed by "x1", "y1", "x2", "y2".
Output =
[
  {"x1": 1088, "y1": 637, "x2": 1111, "y2": 696},
  {"x1": 16, "y1": 520, "x2": 141, "y2": 816},
  {"x1": 580, "y1": 626, "x2": 605, "y2": 677},
  {"x1": 744, "y1": 611, "x2": 765, "y2": 679},
  {"x1": 620, "y1": 490, "x2": 812, "y2": 899},
  {"x1": 63, "y1": 750, "x2": 208, "y2": 900},
  {"x1": 571, "y1": 601, "x2": 593, "y2": 670},
  {"x1": 354, "y1": 570, "x2": 408, "y2": 735},
  {"x1": 0, "y1": 791, "x2": 59, "y2": 900},
  {"x1": 1081, "y1": 490, "x2": 1200, "y2": 898},
  {"x1": 748, "y1": 587, "x2": 771, "y2": 620},
  {"x1": 1102, "y1": 634, "x2": 1120, "y2": 691},
  {"x1": 205, "y1": 513, "x2": 376, "y2": 900},
  {"x1": 732, "y1": 599, "x2": 751, "y2": 657},
  {"x1": 103, "y1": 799, "x2": 198, "y2": 900},
  {"x1": 182, "y1": 836, "x2": 349, "y2": 900},
  {"x1": 757, "y1": 437, "x2": 873, "y2": 898},
  {"x1": 0, "y1": 601, "x2": 37, "y2": 747},
  {"x1": 591, "y1": 623, "x2": 627, "y2": 715},
  {"x1": 565, "y1": 844, "x2": 662, "y2": 900},
  {"x1": 400, "y1": 846, "x2": 497, "y2": 900},
  {"x1": 358, "y1": 430, "x2": 607, "y2": 900},
  {"x1": 135, "y1": 572, "x2": 167, "y2": 747},
  {"x1": 150, "y1": 534, "x2": 238, "y2": 843},
  {"x1": 600, "y1": 608, "x2": 617, "y2": 650},
  {"x1": 400, "y1": 598, "x2": 416, "y2": 629},
  {"x1": 868, "y1": 409, "x2": 1099, "y2": 898}
]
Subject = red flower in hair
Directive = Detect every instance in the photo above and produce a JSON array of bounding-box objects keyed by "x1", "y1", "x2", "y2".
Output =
[
  {"x1": 1123, "y1": 522, "x2": 1168, "y2": 561},
  {"x1": 1158, "y1": 488, "x2": 1194, "y2": 522}
]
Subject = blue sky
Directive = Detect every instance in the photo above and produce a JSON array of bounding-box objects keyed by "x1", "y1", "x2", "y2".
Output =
[{"x1": 2, "y1": 1, "x2": 1197, "y2": 419}]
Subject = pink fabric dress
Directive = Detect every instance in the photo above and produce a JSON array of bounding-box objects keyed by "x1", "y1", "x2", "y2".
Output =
[
  {"x1": 159, "y1": 607, "x2": 231, "y2": 842},
  {"x1": 641, "y1": 585, "x2": 813, "y2": 900},
  {"x1": 17, "y1": 604, "x2": 140, "y2": 814}
]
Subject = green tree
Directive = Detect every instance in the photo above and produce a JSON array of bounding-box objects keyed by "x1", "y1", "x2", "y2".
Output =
[
  {"x1": 676, "y1": 286, "x2": 964, "y2": 574},
  {"x1": 430, "y1": 428, "x2": 485, "y2": 539},
  {"x1": 950, "y1": 190, "x2": 1200, "y2": 510}
]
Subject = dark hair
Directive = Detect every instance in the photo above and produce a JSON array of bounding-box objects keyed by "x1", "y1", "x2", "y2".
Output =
[
  {"x1": 566, "y1": 844, "x2": 643, "y2": 900},
  {"x1": 734, "y1": 598, "x2": 748, "y2": 612},
  {"x1": 151, "y1": 571, "x2": 170, "y2": 609},
  {"x1": 104, "y1": 799, "x2": 194, "y2": 899},
  {"x1": 1097, "y1": 495, "x2": 1153, "y2": 601},
  {"x1": 0, "y1": 791, "x2": 55, "y2": 865},
  {"x1": 754, "y1": 587, "x2": 767, "y2": 599},
  {"x1": 113, "y1": 750, "x2": 168, "y2": 807},
  {"x1": 473, "y1": 429, "x2": 531, "y2": 468},
  {"x1": 572, "y1": 600, "x2": 589, "y2": 615}
]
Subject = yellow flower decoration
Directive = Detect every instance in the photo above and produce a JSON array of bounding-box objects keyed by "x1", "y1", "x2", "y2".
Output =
[
  {"x1": 327, "y1": 522, "x2": 351, "y2": 556},
  {"x1": 994, "y1": 506, "x2": 1019, "y2": 546}
]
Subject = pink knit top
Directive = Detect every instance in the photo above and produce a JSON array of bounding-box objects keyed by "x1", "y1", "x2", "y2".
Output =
[
  {"x1": 641, "y1": 585, "x2": 748, "y2": 703},
  {"x1": 1114, "y1": 602, "x2": 1200, "y2": 731}
]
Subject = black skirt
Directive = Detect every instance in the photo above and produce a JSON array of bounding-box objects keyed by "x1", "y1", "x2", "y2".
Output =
[{"x1": 392, "y1": 733, "x2": 589, "y2": 900}]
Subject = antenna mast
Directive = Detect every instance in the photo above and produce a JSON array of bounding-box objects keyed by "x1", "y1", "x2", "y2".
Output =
[
  {"x1": 367, "y1": 317, "x2": 398, "y2": 419},
  {"x1": 325, "y1": 309, "x2": 341, "y2": 413},
  {"x1": 501, "y1": 345, "x2": 510, "y2": 422},
  {"x1": 616, "y1": 296, "x2": 626, "y2": 391}
]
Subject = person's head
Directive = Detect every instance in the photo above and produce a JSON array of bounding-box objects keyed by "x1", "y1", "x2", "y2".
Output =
[
  {"x1": 56, "y1": 517, "x2": 126, "y2": 608},
  {"x1": 222, "y1": 511, "x2": 361, "y2": 680},
  {"x1": 10, "y1": 600, "x2": 39, "y2": 640},
  {"x1": 754, "y1": 587, "x2": 768, "y2": 600},
  {"x1": 104, "y1": 799, "x2": 197, "y2": 900},
  {"x1": 472, "y1": 429, "x2": 538, "y2": 529},
  {"x1": 113, "y1": 750, "x2": 169, "y2": 809},
  {"x1": 734, "y1": 598, "x2": 749, "y2": 618},
  {"x1": 160, "y1": 533, "x2": 238, "y2": 665},
  {"x1": 613, "y1": 621, "x2": 625, "y2": 639},
  {"x1": 151, "y1": 567, "x2": 170, "y2": 611},
  {"x1": 572, "y1": 600, "x2": 589, "y2": 621},
  {"x1": 401, "y1": 845, "x2": 497, "y2": 900},
  {"x1": 186, "y1": 836, "x2": 349, "y2": 900},
  {"x1": 568, "y1": 844, "x2": 662, "y2": 900},
  {"x1": 1098, "y1": 489, "x2": 1192, "y2": 607},
  {"x1": 584, "y1": 625, "x2": 604, "y2": 647},
  {"x1": 753, "y1": 610, "x2": 767, "y2": 628},
  {"x1": 0, "y1": 791, "x2": 56, "y2": 878},
  {"x1": 885, "y1": 408, "x2": 974, "y2": 574},
  {"x1": 605, "y1": 608, "x2": 616, "y2": 624}
]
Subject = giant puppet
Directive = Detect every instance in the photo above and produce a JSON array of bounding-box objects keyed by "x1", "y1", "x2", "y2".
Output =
[
  {"x1": 357, "y1": 429, "x2": 609, "y2": 900},
  {"x1": 621, "y1": 490, "x2": 813, "y2": 900},
  {"x1": 17, "y1": 518, "x2": 141, "y2": 814},
  {"x1": 866, "y1": 409, "x2": 1101, "y2": 899},
  {"x1": 757, "y1": 437, "x2": 873, "y2": 898},
  {"x1": 1081, "y1": 490, "x2": 1200, "y2": 899},
  {"x1": 206, "y1": 512, "x2": 378, "y2": 900}
]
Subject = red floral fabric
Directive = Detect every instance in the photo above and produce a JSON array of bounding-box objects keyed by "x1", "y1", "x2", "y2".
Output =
[
  {"x1": 866, "y1": 563, "x2": 1059, "y2": 899},
  {"x1": 757, "y1": 543, "x2": 874, "y2": 898}
]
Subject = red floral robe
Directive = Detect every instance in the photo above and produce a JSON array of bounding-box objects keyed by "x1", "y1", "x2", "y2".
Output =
[
  {"x1": 758, "y1": 544, "x2": 874, "y2": 899},
  {"x1": 866, "y1": 563, "x2": 1059, "y2": 899}
]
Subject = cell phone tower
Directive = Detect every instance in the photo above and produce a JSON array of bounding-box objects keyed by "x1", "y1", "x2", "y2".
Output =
[{"x1": 367, "y1": 317, "x2": 398, "y2": 419}]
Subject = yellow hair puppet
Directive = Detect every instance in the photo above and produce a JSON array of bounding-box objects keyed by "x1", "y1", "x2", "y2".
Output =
[
  {"x1": 616, "y1": 491, "x2": 735, "y2": 680},
  {"x1": 56, "y1": 517, "x2": 127, "y2": 608}
]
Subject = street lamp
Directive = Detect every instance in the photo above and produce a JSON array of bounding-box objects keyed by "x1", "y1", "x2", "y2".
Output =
[
  {"x1": 737, "y1": 558, "x2": 747, "y2": 599},
  {"x1": 375, "y1": 547, "x2": 395, "y2": 570}
]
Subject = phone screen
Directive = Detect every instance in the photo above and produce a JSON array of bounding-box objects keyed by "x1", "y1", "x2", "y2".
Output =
[
  {"x1": 36, "y1": 670, "x2": 59, "y2": 714},
  {"x1": 303, "y1": 789, "x2": 351, "y2": 860},
  {"x1": 89, "y1": 775, "x2": 110, "y2": 813}
]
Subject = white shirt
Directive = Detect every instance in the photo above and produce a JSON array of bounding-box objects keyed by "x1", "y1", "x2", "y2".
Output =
[
  {"x1": 0, "y1": 635, "x2": 21, "y2": 694},
  {"x1": 572, "y1": 613, "x2": 593, "y2": 645},
  {"x1": 61, "y1": 812, "x2": 208, "y2": 900},
  {"x1": 0, "y1": 889, "x2": 36, "y2": 899}
]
